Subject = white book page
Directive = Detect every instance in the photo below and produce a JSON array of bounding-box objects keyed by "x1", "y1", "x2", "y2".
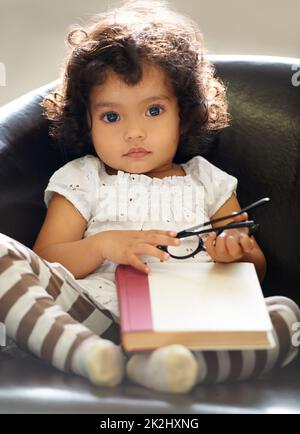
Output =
[{"x1": 148, "y1": 262, "x2": 273, "y2": 333}]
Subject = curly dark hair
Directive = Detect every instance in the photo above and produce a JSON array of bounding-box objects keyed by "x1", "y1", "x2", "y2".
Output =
[{"x1": 41, "y1": 0, "x2": 230, "y2": 164}]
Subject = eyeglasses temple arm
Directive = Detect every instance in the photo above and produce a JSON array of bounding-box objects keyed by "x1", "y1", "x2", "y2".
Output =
[
  {"x1": 177, "y1": 220, "x2": 257, "y2": 238},
  {"x1": 183, "y1": 197, "x2": 270, "y2": 233}
]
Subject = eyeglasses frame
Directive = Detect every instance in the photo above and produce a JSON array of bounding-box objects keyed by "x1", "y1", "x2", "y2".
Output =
[{"x1": 157, "y1": 197, "x2": 270, "y2": 260}]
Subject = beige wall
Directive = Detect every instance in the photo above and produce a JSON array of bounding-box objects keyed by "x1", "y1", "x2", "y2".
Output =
[{"x1": 0, "y1": 0, "x2": 299, "y2": 106}]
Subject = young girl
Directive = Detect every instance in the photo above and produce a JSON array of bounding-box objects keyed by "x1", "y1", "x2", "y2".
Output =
[{"x1": 0, "y1": 0, "x2": 299, "y2": 394}]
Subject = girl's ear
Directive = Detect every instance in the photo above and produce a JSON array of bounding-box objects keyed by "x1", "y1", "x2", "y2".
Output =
[{"x1": 180, "y1": 123, "x2": 188, "y2": 135}]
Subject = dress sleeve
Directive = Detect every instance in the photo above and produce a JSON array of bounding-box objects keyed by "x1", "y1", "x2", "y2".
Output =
[
  {"x1": 191, "y1": 156, "x2": 238, "y2": 218},
  {"x1": 44, "y1": 156, "x2": 98, "y2": 222}
]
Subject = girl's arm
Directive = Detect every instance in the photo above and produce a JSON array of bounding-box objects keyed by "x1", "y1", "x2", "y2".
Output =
[
  {"x1": 33, "y1": 193, "x2": 106, "y2": 279},
  {"x1": 205, "y1": 194, "x2": 267, "y2": 283},
  {"x1": 34, "y1": 193, "x2": 180, "y2": 277}
]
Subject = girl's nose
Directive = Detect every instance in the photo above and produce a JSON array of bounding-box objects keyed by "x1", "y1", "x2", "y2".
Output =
[{"x1": 125, "y1": 124, "x2": 147, "y2": 141}]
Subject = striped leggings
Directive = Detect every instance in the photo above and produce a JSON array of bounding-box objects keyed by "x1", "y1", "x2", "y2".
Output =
[{"x1": 0, "y1": 233, "x2": 299, "y2": 385}]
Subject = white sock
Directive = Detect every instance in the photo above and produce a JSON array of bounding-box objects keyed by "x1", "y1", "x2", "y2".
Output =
[
  {"x1": 72, "y1": 337, "x2": 125, "y2": 387},
  {"x1": 126, "y1": 344, "x2": 198, "y2": 394}
]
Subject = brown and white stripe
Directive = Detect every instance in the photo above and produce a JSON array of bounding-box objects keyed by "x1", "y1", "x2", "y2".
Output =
[
  {"x1": 193, "y1": 295, "x2": 300, "y2": 385},
  {"x1": 0, "y1": 233, "x2": 119, "y2": 376}
]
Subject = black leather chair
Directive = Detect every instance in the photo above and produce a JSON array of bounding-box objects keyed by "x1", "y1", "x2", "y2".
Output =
[{"x1": 0, "y1": 55, "x2": 300, "y2": 414}]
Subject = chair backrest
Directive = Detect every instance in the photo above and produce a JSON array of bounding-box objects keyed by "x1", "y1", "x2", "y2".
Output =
[
  {"x1": 207, "y1": 56, "x2": 300, "y2": 299},
  {"x1": 0, "y1": 56, "x2": 299, "y2": 299}
]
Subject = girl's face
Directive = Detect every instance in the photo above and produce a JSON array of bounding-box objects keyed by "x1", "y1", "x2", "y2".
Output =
[{"x1": 88, "y1": 64, "x2": 181, "y2": 178}]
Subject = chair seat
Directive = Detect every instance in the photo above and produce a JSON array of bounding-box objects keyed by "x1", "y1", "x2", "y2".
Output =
[{"x1": 1, "y1": 347, "x2": 299, "y2": 414}]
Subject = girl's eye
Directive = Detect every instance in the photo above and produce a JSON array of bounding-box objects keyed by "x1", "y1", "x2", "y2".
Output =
[
  {"x1": 146, "y1": 105, "x2": 164, "y2": 117},
  {"x1": 101, "y1": 112, "x2": 120, "y2": 123}
]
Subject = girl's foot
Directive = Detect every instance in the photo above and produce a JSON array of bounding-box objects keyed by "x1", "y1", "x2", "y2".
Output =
[
  {"x1": 74, "y1": 338, "x2": 125, "y2": 387},
  {"x1": 126, "y1": 344, "x2": 198, "y2": 394}
]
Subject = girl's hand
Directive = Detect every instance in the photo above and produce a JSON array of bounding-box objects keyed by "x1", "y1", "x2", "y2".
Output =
[
  {"x1": 97, "y1": 229, "x2": 180, "y2": 274},
  {"x1": 204, "y1": 212, "x2": 255, "y2": 263}
]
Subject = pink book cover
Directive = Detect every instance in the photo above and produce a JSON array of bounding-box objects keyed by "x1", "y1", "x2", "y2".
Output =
[{"x1": 115, "y1": 264, "x2": 153, "y2": 351}]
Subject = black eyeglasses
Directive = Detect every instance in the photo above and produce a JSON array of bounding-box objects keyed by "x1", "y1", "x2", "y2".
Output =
[{"x1": 158, "y1": 197, "x2": 270, "y2": 260}]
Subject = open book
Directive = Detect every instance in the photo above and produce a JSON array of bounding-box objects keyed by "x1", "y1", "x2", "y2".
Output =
[{"x1": 115, "y1": 262, "x2": 275, "y2": 352}]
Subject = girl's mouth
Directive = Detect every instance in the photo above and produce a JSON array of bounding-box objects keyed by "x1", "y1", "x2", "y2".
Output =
[
  {"x1": 125, "y1": 151, "x2": 151, "y2": 158},
  {"x1": 124, "y1": 148, "x2": 152, "y2": 158}
]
